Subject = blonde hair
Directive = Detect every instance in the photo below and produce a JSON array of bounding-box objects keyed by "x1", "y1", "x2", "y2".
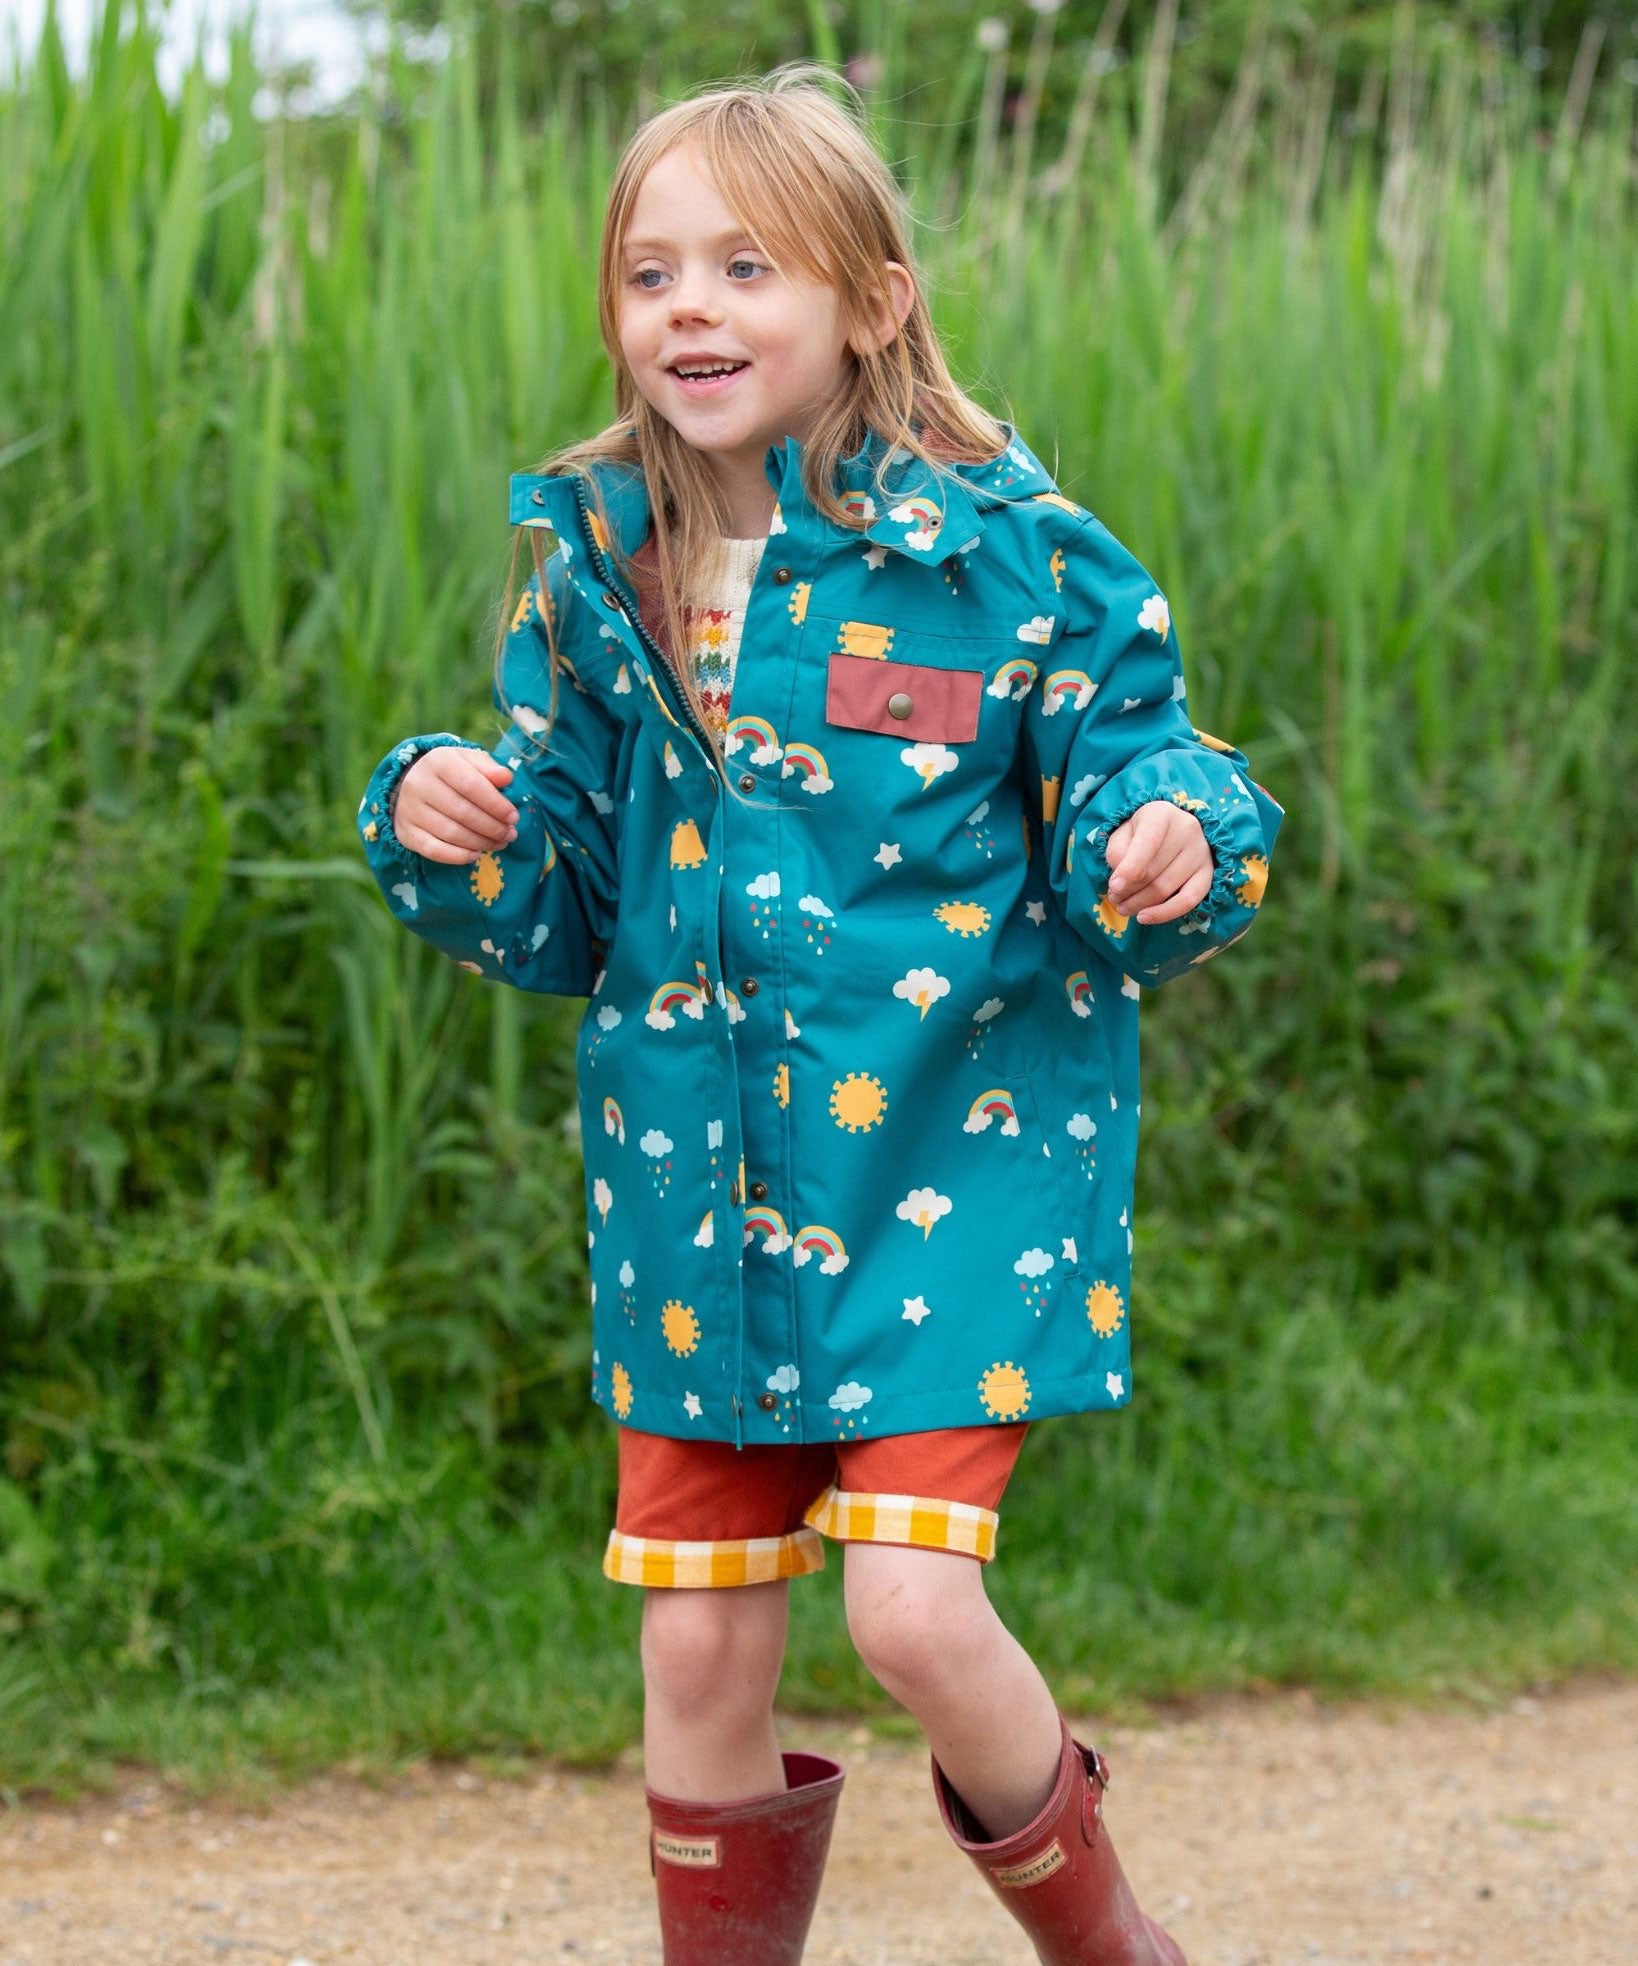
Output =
[{"x1": 497, "y1": 61, "x2": 1011, "y2": 783}]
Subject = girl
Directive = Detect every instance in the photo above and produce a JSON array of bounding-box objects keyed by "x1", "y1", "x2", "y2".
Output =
[{"x1": 358, "y1": 64, "x2": 1282, "y2": 1966}]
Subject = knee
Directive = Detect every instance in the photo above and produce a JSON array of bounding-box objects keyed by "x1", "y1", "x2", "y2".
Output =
[
  {"x1": 641, "y1": 1586, "x2": 785, "y2": 1724},
  {"x1": 844, "y1": 1556, "x2": 982, "y2": 1704}
]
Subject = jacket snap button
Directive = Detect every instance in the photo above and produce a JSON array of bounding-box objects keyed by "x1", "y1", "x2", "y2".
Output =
[
  {"x1": 756, "y1": 1392, "x2": 779, "y2": 1412},
  {"x1": 737, "y1": 772, "x2": 756, "y2": 792},
  {"x1": 772, "y1": 566, "x2": 793, "y2": 585},
  {"x1": 887, "y1": 691, "x2": 913, "y2": 719},
  {"x1": 601, "y1": 590, "x2": 620, "y2": 608},
  {"x1": 748, "y1": 1180, "x2": 769, "y2": 1202},
  {"x1": 530, "y1": 488, "x2": 545, "y2": 505},
  {"x1": 729, "y1": 1180, "x2": 741, "y2": 1204},
  {"x1": 740, "y1": 976, "x2": 759, "y2": 996}
]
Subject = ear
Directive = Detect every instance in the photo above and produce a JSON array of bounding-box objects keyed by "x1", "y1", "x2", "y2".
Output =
[{"x1": 853, "y1": 261, "x2": 917, "y2": 359}]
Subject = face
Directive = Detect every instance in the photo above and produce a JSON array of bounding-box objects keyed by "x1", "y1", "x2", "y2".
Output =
[{"x1": 618, "y1": 144, "x2": 898, "y2": 521}]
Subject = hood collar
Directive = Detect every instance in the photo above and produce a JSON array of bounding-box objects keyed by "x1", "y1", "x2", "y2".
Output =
[{"x1": 509, "y1": 420, "x2": 1040, "y2": 568}]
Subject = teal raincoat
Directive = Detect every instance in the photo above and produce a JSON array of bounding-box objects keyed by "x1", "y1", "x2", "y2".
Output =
[{"x1": 358, "y1": 423, "x2": 1285, "y2": 1446}]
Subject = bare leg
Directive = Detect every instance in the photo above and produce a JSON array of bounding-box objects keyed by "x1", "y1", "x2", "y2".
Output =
[
  {"x1": 641, "y1": 1578, "x2": 791, "y2": 1801},
  {"x1": 844, "y1": 1542, "x2": 1063, "y2": 1839}
]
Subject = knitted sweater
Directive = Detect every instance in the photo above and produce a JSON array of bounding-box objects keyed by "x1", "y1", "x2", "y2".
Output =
[{"x1": 683, "y1": 535, "x2": 767, "y2": 742}]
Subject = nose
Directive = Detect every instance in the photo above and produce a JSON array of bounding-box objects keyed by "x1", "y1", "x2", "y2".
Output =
[{"x1": 668, "y1": 264, "x2": 722, "y2": 325}]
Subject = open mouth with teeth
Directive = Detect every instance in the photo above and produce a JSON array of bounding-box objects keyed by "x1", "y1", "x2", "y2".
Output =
[{"x1": 670, "y1": 360, "x2": 750, "y2": 386}]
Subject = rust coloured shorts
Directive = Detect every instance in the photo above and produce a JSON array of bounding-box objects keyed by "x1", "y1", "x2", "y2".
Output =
[{"x1": 603, "y1": 1422, "x2": 1029, "y2": 1589}]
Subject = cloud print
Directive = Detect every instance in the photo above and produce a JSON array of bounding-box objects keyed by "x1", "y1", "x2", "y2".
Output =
[
  {"x1": 828, "y1": 1381, "x2": 873, "y2": 1413},
  {"x1": 746, "y1": 870, "x2": 781, "y2": 899},
  {"x1": 1014, "y1": 1247, "x2": 1055, "y2": 1277},
  {"x1": 767, "y1": 1365, "x2": 800, "y2": 1394},
  {"x1": 639, "y1": 1129, "x2": 673, "y2": 1156}
]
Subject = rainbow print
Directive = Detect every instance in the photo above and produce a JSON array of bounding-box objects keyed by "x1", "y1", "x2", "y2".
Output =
[
  {"x1": 839, "y1": 490, "x2": 876, "y2": 524},
  {"x1": 649, "y1": 977, "x2": 710, "y2": 1022},
  {"x1": 602, "y1": 1096, "x2": 625, "y2": 1143},
  {"x1": 1043, "y1": 669, "x2": 1094, "y2": 712},
  {"x1": 542, "y1": 832, "x2": 557, "y2": 874},
  {"x1": 792, "y1": 1224, "x2": 849, "y2": 1272},
  {"x1": 780, "y1": 741, "x2": 829, "y2": 784},
  {"x1": 965, "y1": 1088, "x2": 1019, "y2": 1134},
  {"x1": 1065, "y1": 970, "x2": 1095, "y2": 1018},
  {"x1": 988, "y1": 656, "x2": 1037, "y2": 700},
  {"x1": 744, "y1": 1204, "x2": 789, "y2": 1247},
  {"x1": 889, "y1": 494, "x2": 943, "y2": 545},
  {"x1": 726, "y1": 712, "x2": 779, "y2": 758}
]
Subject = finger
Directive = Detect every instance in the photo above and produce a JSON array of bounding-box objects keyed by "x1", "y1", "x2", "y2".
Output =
[
  {"x1": 1105, "y1": 805, "x2": 1168, "y2": 895},
  {"x1": 395, "y1": 825, "x2": 482, "y2": 865},
  {"x1": 1113, "y1": 838, "x2": 1197, "y2": 916},
  {"x1": 443, "y1": 757, "x2": 519, "y2": 826},
  {"x1": 403, "y1": 811, "x2": 502, "y2": 856},
  {"x1": 422, "y1": 784, "x2": 517, "y2": 845},
  {"x1": 1134, "y1": 863, "x2": 1214, "y2": 924}
]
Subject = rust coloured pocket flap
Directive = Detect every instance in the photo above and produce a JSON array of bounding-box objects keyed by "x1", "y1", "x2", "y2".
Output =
[{"x1": 825, "y1": 652, "x2": 984, "y2": 744}]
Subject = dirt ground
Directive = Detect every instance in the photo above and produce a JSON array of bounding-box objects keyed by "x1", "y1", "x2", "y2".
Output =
[{"x1": 2, "y1": 1679, "x2": 1633, "y2": 1966}]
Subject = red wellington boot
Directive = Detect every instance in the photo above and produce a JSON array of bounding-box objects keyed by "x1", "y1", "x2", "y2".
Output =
[
  {"x1": 645, "y1": 1749, "x2": 845, "y2": 1964},
  {"x1": 932, "y1": 1715, "x2": 1186, "y2": 1964}
]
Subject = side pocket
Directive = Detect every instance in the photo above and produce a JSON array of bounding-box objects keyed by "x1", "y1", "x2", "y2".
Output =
[{"x1": 1006, "y1": 1072, "x2": 1085, "y2": 1278}]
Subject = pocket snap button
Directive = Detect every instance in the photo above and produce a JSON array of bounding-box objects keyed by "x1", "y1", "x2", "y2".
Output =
[
  {"x1": 737, "y1": 772, "x2": 756, "y2": 792},
  {"x1": 748, "y1": 1180, "x2": 768, "y2": 1202},
  {"x1": 887, "y1": 691, "x2": 913, "y2": 719},
  {"x1": 772, "y1": 566, "x2": 793, "y2": 585},
  {"x1": 756, "y1": 1392, "x2": 779, "y2": 1412}
]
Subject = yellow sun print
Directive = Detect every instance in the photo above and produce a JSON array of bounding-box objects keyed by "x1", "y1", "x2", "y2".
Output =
[
  {"x1": 611, "y1": 1361, "x2": 634, "y2": 1418},
  {"x1": 1237, "y1": 854, "x2": 1268, "y2": 907},
  {"x1": 661, "y1": 1301, "x2": 701, "y2": 1358},
  {"x1": 978, "y1": 1361, "x2": 1031, "y2": 1421},
  {"x1": 830, "y1": 1072, "x2": 888, "y2": 1132},
  {"x1": 934, "y1": 900, "x2": 991, "y2": 938},
  {"x1": 471, "y1": 853, "x2": 505, "y2": 906},
  {"x1": 836, "y1": 620, "x2": 894, "y2": 660},
  {"x1": 1085, "y1": 1282, "x2": 1127, "y2": 1339},
  {"x1": 1094, "y1": 893, "x2": 1130, "y2": 936}
]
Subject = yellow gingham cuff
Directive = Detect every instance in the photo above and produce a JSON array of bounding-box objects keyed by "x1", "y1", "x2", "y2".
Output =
[
  {"x1": 602, "y1": 1525, "x2": 826, "y2": 1589},
  {"x1": 802, "y1": 1485, "x2": 999, "y2": 1562}
]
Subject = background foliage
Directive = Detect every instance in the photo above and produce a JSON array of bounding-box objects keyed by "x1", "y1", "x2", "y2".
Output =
[{"x1": 1, "y1": 0, "x2": 1635, "y2": 1794}]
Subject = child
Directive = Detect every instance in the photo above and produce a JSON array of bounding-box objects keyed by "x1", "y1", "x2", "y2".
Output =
[{"x1": 358, "y1": 63, "x2": 1283, "y2": 1966}]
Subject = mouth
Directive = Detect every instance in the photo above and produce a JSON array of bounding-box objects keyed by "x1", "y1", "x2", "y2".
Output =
[{"x1": 668, "y1": 359, "x2": 751, "y2": 396}]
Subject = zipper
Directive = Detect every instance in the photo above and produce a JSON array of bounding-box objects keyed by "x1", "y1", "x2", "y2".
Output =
[{"x1": 571, "y1": 474, "x2": 720, "y2": 780}]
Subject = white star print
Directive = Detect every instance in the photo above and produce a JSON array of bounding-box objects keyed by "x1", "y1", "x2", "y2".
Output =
[
  {"x1": 1061, "y1": 1237, "x2": 1077, "y2": 1265},
  {"x1": 1105, "y1": 1372, "x2": 1124, "y2": 1399},
  {"x1": 902, "y1": 1295, "x2": 932, "y2": 1325},
  {"x1": 682, "y1": 1392, "x2": 702, "y2": 1420},
  {"x1": 1025, "y1": 900, "x2": 1047, "y2": 925},
  {"x1": 863, "y1": 543, "x2": 889, "y2": 570},
  {"x1": 875, "y1": 841, "x2": 902, "y2": 869}
]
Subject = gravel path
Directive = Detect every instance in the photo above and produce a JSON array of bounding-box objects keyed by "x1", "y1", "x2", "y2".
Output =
[{"x1": 3, "y1": 1680, "x2": 1633, "y2": 1964}]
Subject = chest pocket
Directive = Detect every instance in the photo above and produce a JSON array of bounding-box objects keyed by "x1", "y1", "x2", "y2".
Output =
[{"x1": 825, "y1": 650, "x2": 983, "y2": 744}]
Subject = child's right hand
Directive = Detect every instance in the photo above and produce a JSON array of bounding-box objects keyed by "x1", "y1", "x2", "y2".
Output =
[{"x1": 393, "y1": 748, "x2": 520, "y2": 863}]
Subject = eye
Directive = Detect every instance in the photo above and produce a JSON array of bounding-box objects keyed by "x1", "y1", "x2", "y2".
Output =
[
  {"x1": 728, "y1": 257, "x2": 767, "y2": 279},
  {"x1": 630, "y1": 268, "x2": 666, "y2": 290}
]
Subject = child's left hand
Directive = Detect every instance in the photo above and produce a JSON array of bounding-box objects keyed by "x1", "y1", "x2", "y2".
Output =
[{"x1": 1104, "y1": 801, "x2": 1213, "y2": 923}]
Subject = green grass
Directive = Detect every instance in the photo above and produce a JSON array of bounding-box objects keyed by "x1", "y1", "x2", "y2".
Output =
[{"x1": 1, "y1": 5, "x2": 1635, "y2": 1796}]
